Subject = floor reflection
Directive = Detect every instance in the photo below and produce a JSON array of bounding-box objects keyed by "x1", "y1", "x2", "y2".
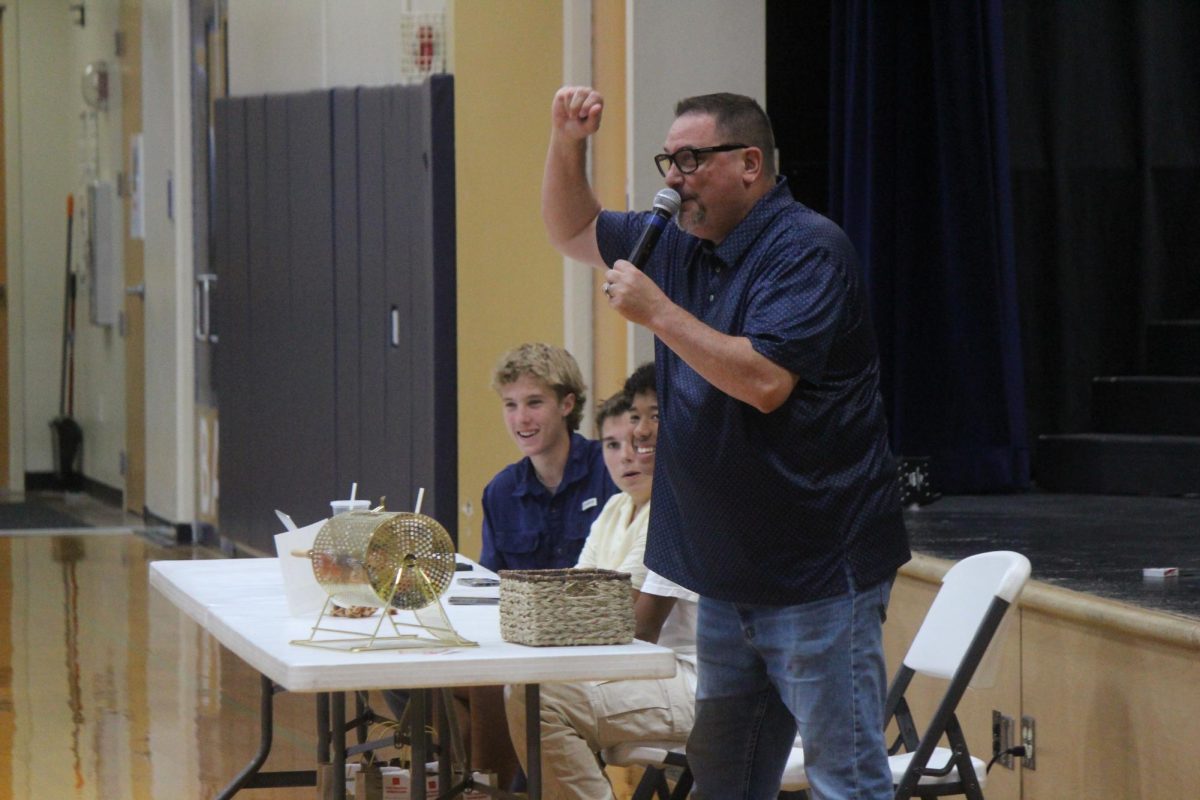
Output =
[{"x1": 0, "y1": 532, "x2": 318, "y2": 799}]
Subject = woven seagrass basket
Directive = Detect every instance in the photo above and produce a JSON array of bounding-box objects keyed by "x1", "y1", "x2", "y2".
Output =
[{"x1": 498, "y1": 568, "x2": 635, "y2": 646}]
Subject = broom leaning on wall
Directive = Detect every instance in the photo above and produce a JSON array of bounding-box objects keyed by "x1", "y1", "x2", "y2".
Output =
[{"x1": 50, "y1": 193, "x2": 84, "y2": 492}]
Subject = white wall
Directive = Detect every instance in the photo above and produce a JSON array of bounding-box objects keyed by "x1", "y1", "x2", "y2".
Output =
[
  {"x1": 626, "y1": 0, "x2": 766, "y2": 369},
  {"x1": 228, "y1": 0, "x2": 446, "y2": 96},
  {"x1": 5, "y1": 0, "x2": 126, "y2": 489},
  {"x1": 70, "y1": 0, "x2": 127, "y2": 490},
  {"x1": 11, "y1": 1, "x2": 77, "y2": 482},
  {"x1": 3, "y1": 1, "x2": 26, "y2": 487},
  {"x1": 139, "y1": 0, "x2": 194, "y2": 524}
]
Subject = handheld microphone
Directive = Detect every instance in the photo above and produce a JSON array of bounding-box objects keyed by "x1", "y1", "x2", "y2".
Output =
[{"x1": 627, "y1": 188, "x2": 681, "y2": 268}]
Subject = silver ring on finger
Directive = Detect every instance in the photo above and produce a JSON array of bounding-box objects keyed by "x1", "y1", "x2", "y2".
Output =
[{"x1": 602, "y1": 282, "x2": 612, "y2": 298}]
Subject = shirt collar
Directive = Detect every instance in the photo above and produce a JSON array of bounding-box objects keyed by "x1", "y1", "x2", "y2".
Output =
[
  {"x1": 513, "y1": 432, "x2": 590, "y2": 498},
  {"x1": 709, "y1": 176, "x2": 794, "y2": 268}
]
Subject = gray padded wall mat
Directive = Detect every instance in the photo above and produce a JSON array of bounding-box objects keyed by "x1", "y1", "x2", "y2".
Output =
[{"x1": 213, "y1": 78, "x2": 457, "y2": 553}]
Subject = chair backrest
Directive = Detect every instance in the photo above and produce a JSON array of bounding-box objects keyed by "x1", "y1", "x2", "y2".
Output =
[{"x1": 903, "y1": 551, "x2": 1031, "y2": 687}]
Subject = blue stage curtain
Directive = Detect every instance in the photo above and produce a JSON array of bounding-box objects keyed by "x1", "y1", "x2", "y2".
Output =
[{"x1": 829, "y1": 0, "x2": 1029, "y2": 492}]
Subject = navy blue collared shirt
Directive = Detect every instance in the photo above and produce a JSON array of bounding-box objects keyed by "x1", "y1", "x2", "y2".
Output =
[
  {"x1": 480, "y1": 432, "x2": 618, "y2": 571},
  {"x1": 597, "y1": 178, "x2": 909, "y2": 605}
]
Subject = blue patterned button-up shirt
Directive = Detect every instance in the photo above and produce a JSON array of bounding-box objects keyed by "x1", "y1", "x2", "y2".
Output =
[{"x1": 596, "y1": 179, "x2": 909, "y2": 604}]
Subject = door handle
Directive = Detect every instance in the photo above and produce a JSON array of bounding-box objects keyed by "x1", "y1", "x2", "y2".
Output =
[
  {"x1": 126, "y1": 283, "x2": 146, "y2": 297},
  {"x1": 194, "y1": 274, "x2": 217, "y2": 343}
]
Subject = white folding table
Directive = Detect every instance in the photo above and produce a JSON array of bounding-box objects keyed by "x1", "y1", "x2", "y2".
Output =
[{"x1": 149, "y1": 557, "x2": 676, "y2": 799}]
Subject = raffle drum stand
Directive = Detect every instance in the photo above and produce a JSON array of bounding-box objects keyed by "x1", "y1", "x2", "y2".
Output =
[{"x1": 291, "y1": 510, "x2": 476, "y2": 652}]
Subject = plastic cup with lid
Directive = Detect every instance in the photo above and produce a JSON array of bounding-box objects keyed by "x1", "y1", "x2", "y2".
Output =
[{"x1": 330, "y1": 499, "x2": 371, "y2": 515}]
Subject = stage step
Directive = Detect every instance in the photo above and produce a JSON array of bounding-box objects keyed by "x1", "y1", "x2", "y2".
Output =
[
  {"x1": 1092, "y1": 376, "x2": 1200, "y2": 435},
  {"x1": 1034, "y1": 434, "x2": 1200, "y2": 496},
  {"x1": 1145, "y1": 320, "x2": 1200, "y2": 376}
]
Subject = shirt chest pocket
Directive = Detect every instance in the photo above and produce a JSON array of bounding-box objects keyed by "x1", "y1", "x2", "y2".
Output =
[
  {"x1": 496, "y1": 527, "x2": 541, "y2": 555},
  {"x1": 564, "y1": 494, "x2": 608, "y2": 541}
]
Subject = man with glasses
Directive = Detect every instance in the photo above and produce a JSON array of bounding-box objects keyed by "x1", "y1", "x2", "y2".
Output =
[{"x1": 542, "y1": 86, "x2": 910, "y2": 800}]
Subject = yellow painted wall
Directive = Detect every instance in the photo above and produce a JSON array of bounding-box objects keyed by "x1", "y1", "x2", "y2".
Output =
[
  {"x1": 0, "y1": 541, "x2": 12, "y2": 796},
  {"x1": 451, "y1": 2, "x2": 565, "y2": 560},
  {"x1": 590, "y1": 0, "x2": 630, "y2": 403}
]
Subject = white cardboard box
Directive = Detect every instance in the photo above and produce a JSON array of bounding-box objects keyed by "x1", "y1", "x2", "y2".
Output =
[
  {"x1": 374, "y1": 765, "x2": 495, "y2": 798},
  {"x1": 344, "y1": 762, "x2": 361, "y2": 795},
  {"x1": 380, "y1": 763, "x2": 438, "y2": 799}
]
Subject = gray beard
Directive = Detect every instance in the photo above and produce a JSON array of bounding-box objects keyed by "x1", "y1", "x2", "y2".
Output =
[{"x1": 674, "y1": 205, "x2": 704, "y2": 234}]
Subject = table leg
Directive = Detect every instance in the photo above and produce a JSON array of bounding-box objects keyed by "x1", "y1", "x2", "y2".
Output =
[
  {"x1": 355, "y1": 691, "x2": 369, "y2": 743},
  {"x1": 212, "y1": 675, "x2": 318, "y2": 797},
  {"x1": 525, "y1": 684, "x2": 541, "y2": 800},
  {"x1": 437, "y1": 690, "x2": 453, "y2": 792},
  {"x1": 215, "y1": 674, "x2": 274, "y2": 800},
  {"x1": 333, "y1": 692, "x2": 347, "y2": 800},
  {"x1": 317, "y1": 692, "x2": 331, "y2": 762},
  {"x1": 412, "y1": 689, "x2": 428, "y2": 800}
]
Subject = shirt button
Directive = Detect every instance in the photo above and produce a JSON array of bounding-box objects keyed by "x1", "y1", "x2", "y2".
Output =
[
  {"x1": 708, "y1": 293, "x2": 715, "y2": 301},
  {"x1": 554, "y1": 547, "x2": 563, "y2": 555}
]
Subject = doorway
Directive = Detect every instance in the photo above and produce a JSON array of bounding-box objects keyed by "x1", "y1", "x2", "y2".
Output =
[
  {"x1": 192, "y1": 0, "x2": 226, "y2": 545},
  {"x1": 0, "y1": 7, "x2": 9, "y2": 489},
  {"x1": 119, "y1": 0, "x2": 145, "y2": 514}
]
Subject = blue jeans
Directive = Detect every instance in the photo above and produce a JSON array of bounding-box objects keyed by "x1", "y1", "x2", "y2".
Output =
[{"x1": 687, "y1": 573, "x2": 894, "y2": 800}]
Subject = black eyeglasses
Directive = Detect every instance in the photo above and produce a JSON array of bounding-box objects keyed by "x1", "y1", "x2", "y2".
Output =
[{"x1": 654, "y1": 144, "x2": 749, "y2": 177}]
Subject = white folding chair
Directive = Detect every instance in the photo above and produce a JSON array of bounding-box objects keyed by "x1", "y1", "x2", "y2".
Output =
[
  {"x1": 603, "y1": 735, "x2": 815, "y2": 799},
  {"x1": 602, "y1": 740, "x2": 694, "y2": 800},
  {"x1": 780, "y1": 550, "x2": 1031, "y2": 800}
]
